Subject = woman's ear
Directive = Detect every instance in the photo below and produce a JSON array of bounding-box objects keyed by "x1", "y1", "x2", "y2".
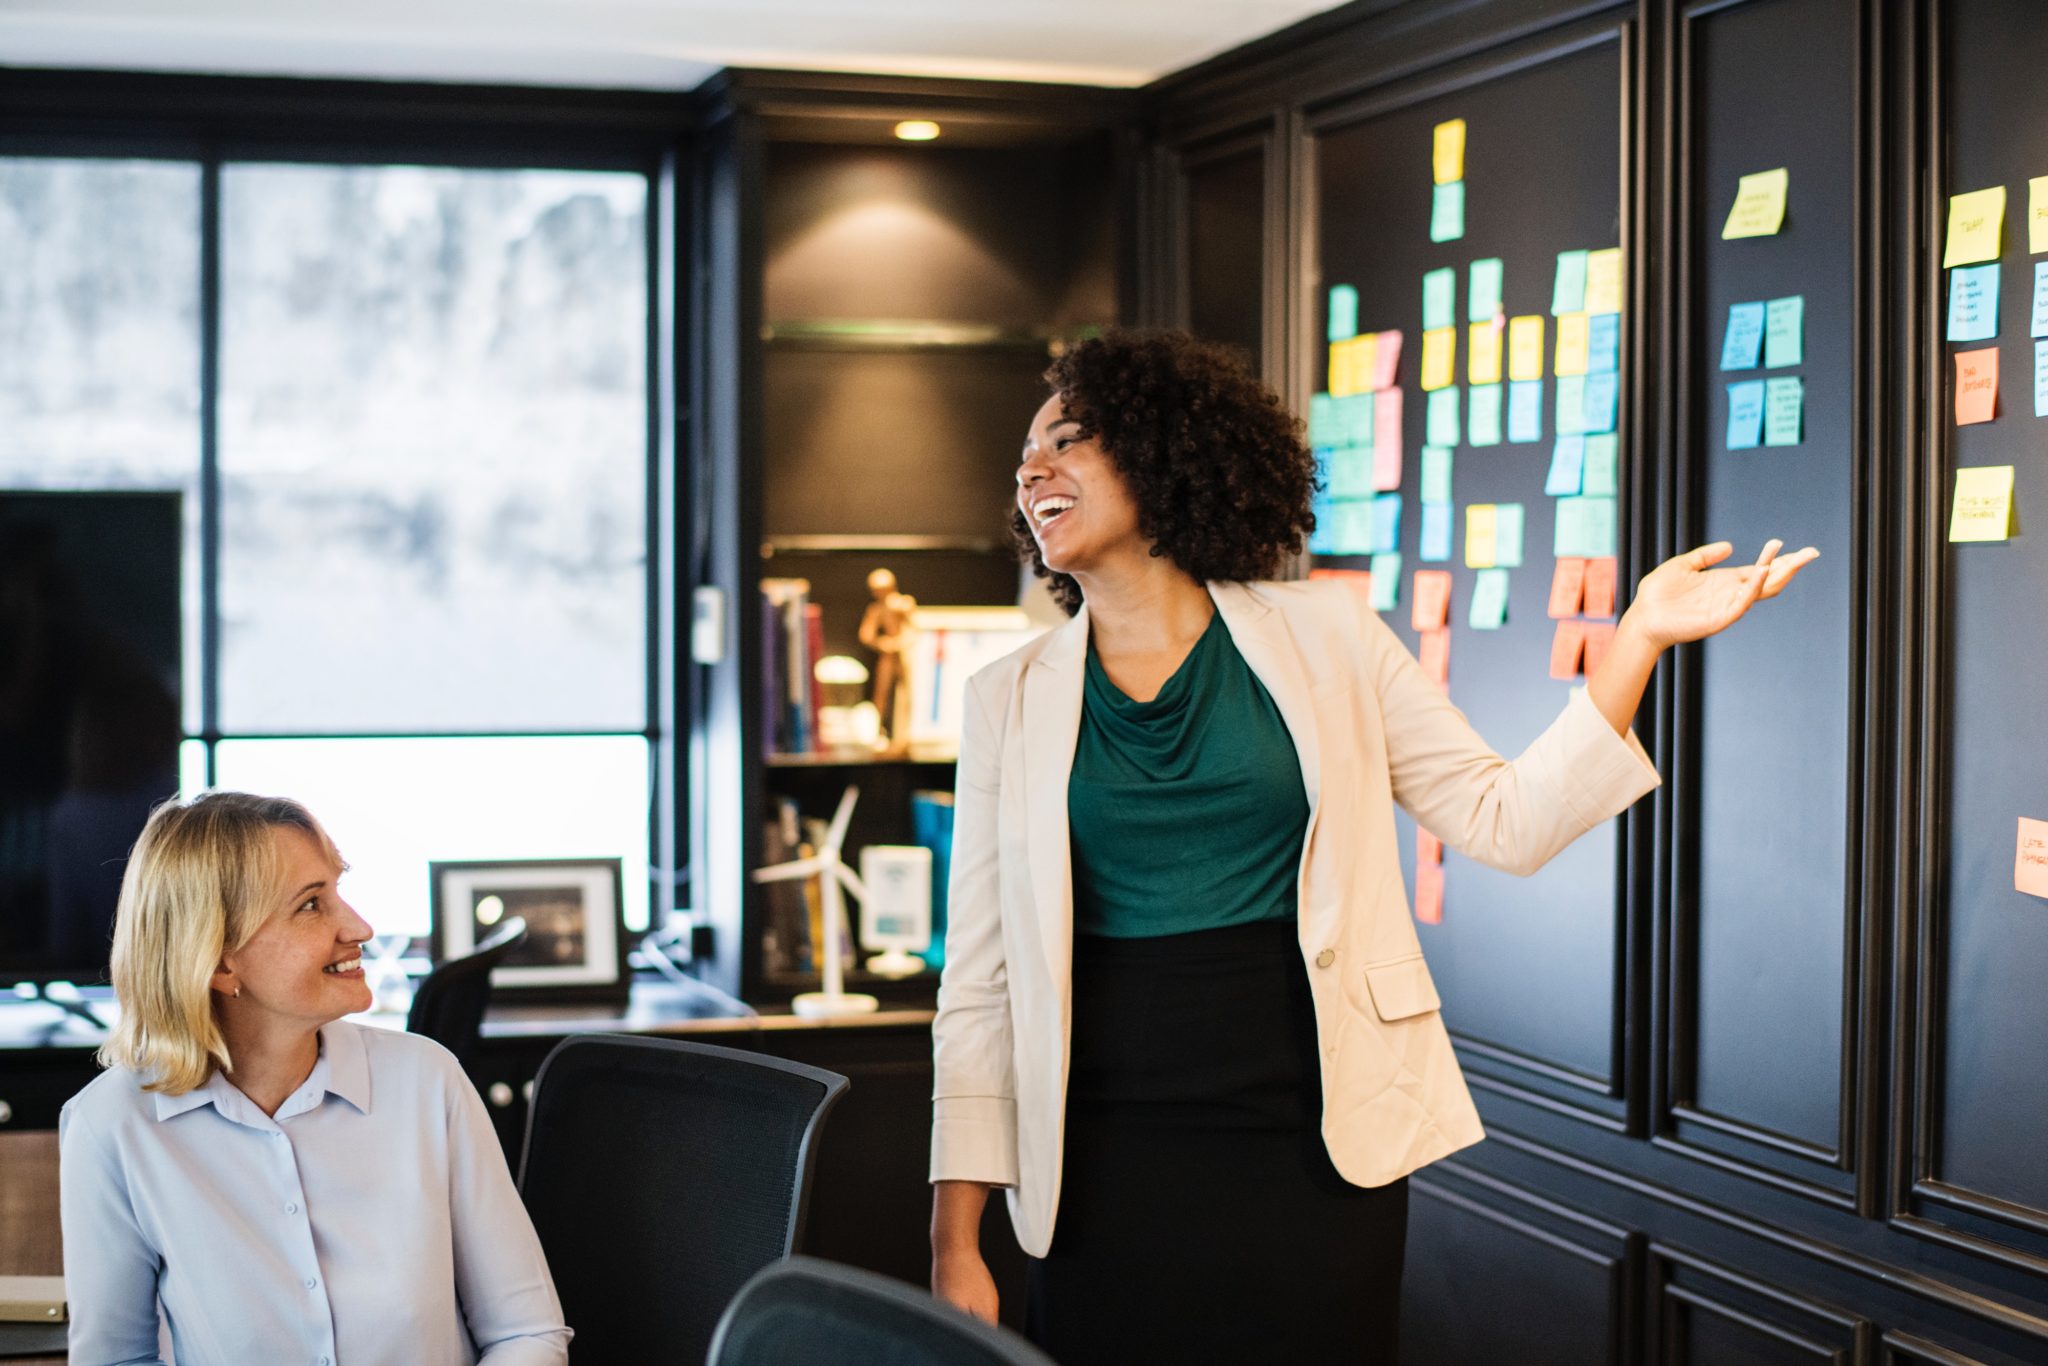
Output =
[{"x1": 210, "y1": 961, "x2": 240, "y2": 1000}]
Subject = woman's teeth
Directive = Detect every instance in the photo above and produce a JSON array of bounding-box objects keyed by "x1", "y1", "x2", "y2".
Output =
[{"x1": 323, "y1": 958, "x2": 362, "y2": 975}]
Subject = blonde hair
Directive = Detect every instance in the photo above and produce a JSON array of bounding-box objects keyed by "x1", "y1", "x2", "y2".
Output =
[{"x1": 99, "y1": 791, "x2": 344, "y2": 1095}]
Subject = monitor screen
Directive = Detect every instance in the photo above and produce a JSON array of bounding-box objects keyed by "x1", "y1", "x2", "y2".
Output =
[{"x1": 0, "y1": 491, "x2": 182, "y2": 987}]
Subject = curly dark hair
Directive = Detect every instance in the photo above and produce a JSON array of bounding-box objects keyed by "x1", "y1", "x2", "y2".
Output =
[{"x1": 1014, "y1": 329, "x2": 1319, "y2": 616}]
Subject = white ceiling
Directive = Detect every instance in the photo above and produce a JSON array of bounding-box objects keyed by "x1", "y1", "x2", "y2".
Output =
[{"x1": 0, "y1": 0, "x2": 1347, "y2": 90}]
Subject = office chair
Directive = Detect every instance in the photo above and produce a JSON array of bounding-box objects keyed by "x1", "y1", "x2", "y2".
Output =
[
  {"x1": 708, "y1": 1256, "x2": 1058, "y2": 1366},
  {"x1": 515, "y1": 1034, "x2": 847, "y2": 1364},
  {"x1": 404, "y1": 915, "x2": 527, "y2": 1068}
]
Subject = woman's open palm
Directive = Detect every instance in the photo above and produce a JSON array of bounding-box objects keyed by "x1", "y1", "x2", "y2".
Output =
[{"x1": 1627, "y1": 540, "x2": 1819, "y2": 648}]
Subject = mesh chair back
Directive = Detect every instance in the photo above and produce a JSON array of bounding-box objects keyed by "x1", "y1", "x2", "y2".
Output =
[
  {"x1": 405, "y1": 916, "x2": 528, "y2": 1067},
  {"x1": 709, "y1": 1256, "x2": 1058, "y2": 1366},
  {"x1": 516, "y1": 1034, "x2": 847, "y2": 1364}
]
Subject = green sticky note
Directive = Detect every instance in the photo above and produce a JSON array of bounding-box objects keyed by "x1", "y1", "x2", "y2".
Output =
[
  {"x1": 1431, "y1": 181, "x2": 1466, "y2": 243},
  {"x1": 1309, "y1": 392, "x2": 1339, "y2": 445},
  {"x1": 1552, "y1": 250, "x2": 1589, "y2": 315},
  {"x1": 1422, "y1": 268, "x2": 1457, "y2": 331},
  {"x1": 1555, "y1": 374, "x2": 1588, "y2": 437},
  {"x1": 1336, "y1": 391, "x2": 1376, "y2": 447},
  {"x1": 1425, "y1": 386, "x2": 1461, "y2": 447},
  {"x1": 1328, "y1": 285, "x2": 1359, "y2": 342},
  {"x1": 1764, "y1": 377, "x2": 1803, "y2": 446},
  {"x1": 1468, "y1": 383, "x2": 1503, "y2": 446},
  {"x1": 1421, "y1": 446, "x2": 1453, "y2": 505},
  {"x1": 1368, "y1": 552, "x2": 1402, "y2": 611},
  {"x1": 1323, "y1": 446, "x2": 1375, "y2": 499},
  {"x1": 1581, "y1": 434, "x2": 1619, "y2": 497},
  {"x1": 1764, "y1": 295, "x2": 1803, "y2": 367},
  {"x1": 1469, "y1": 258, "x2": 1504, "y2": 322},
  {"x1": 1493, "y1": 504, "x2": 1525, "y2": 567},
  {"x1": 1469, "y1": 567, "x2": 1510, "y2": 629},
  {"x1": 1553, "y1": 498, "x2": 1586, "y2": 557}
]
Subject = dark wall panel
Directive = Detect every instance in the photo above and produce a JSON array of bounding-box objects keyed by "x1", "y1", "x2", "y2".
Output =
[{"x1": 1184, "y1": 144, "x2": 1266, "y2": 366}]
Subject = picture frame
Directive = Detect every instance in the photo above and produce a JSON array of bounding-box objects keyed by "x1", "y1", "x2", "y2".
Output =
[{"x1": 428, "y1": 857, "x2": 628, "y2": 1004}]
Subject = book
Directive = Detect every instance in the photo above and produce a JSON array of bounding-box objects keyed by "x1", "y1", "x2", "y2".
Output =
[
  {"x1": 911, "y1": 788, "x2": 956, "y2": 969},
  {"x1": 0, "y1": 1275, "x2": 66, "y2": 1323}
]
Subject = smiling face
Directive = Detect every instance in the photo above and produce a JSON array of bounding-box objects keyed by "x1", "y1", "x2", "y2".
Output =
[
  {"x1": 1016, "y1": 394, "x2": 1146, "y2": 579},
  {"x1": 214, "y1": 826, "x2": 373, "y2": 1027}
]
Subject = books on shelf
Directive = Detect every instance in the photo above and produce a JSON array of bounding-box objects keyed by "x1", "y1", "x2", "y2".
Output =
[
  {"x1": 760, "y1": 577, "x2": 815, "y2": 755},
  {"x1": 902, "y1": 606, "x2": 1045, "y2": 758}
]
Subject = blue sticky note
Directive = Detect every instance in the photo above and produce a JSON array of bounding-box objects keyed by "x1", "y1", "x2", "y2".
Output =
[
  {"x1": 1588, "y1": 313, "x2": 1621, "y2": 374},
  {"x1": 1763, "y1": 377, "x2": 1802, "y2": 446},
  {"x1": 1421, "y1": 446, "x2": 1453, "y2": 504},
  {"x1": 1726, "y1": 380, "x2": 1766, "y2": 449},
  {"x1": 1469, "y1": 258, "x2": 1505, "y2": 323},
  {"x1": 1328, "y1": 285, "x2": 1359, "y2": 342},
  {"x1": 1468, "y1": 568, "x2": 1510, "y2": 629},
  {"x1": 1555, "y1": 374, "x2": 1587, "y2": 437},
  {"x1": 1430, "y1": 181, "x2": 1465, "y2": 242},
  {"x1": 1764, "y1": 296, "x2": 1804, "y2": 367},
  {"x1": 2033, "y1": 262, "x2": 2048, "y2": 339},
  {"x1": 1507, "y1": 380, "x2": 1544, "y2": 443},
  {"x1": 1419, "y1": 502, "x2": 1453, "y2": 562},
  {"x1": 1468, "y1": 383, "x2": 1504, "y2": 446},
  {"x1": 1368, "y1": 553, "x2": 1402, "y2": 611},
  {"x1": 2036, "y1": 339, "x2": 2048, "y2": 417},
  {"x1": 1581, "y1": 434, "x2": 1619, "y2": 497},
  {"x1": 1552, "y1": 251, "x2": 1589, "y2": 316},
  {"x1": 1582, "y1": 372, "x2": 1619, "y2": 434},
  {"x1": 1546, "y1": 436, "x2": 1586, "y2": 496},
  {"x1": 1493, "y1": 504, "x2": 1525, "y2": 568},
  {"x1": 1947, "y1": 264, "x2": 2000, "y2": 343},
  {"x1": 1720, "y1": 301, "x2": 1766, "y2": 370},
  {"x1": 1309, "y1": 496, "x2": 1338, "y2": 555},
  {"x1": 1369, "y1": 493, "x2": 1403, "y2": 553},
  {"x1": 1426, "y1": 386, "x2": 1461, "y2": 447},
  {"x1": 1423, "y1": 268, "x2": 1457, "y2": 331}
]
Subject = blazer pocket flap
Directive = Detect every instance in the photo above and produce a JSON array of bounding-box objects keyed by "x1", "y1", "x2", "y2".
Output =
[{"x1": 1364, "y1": 955, "x2": 1441, "y2": 1021}]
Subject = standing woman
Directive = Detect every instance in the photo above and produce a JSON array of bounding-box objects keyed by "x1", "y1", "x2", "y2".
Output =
[
  {"x1": 61, "y1": 792, "x2": 570, "y2": 1365},
  {"x1": 928, "y1": 331, "x2": 1816, "y2": 1363}
]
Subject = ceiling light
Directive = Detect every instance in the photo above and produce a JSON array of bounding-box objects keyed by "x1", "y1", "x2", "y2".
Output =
[{"x1": 893, "y1": 120, "x2": 941, "y2": 142}]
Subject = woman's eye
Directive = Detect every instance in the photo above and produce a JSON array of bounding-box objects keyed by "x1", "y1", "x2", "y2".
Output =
[{"x1": 299, "y1": 897, "x2": 320, "y2": 914}]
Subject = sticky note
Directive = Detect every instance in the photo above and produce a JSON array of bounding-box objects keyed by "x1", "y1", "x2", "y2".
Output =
[
  {"x1": 1548, "y1": 557, "x2": 1586, "y2": 618},
  {"x1": 1549, "y1": 620, "x2": 1587, "y2": 680},
  {"x1": 1582, "y1": 434, "x2": 1619, "y2": 497},
  {"x1": 1418, "y1": 828, "x2": 1443, "y2": 867},
  {"x1": 1431, "y1": 181, "x2": 1465, "y2": 243},
  {"x1": 1426, "y1": 386, "x2": 1462, "y2": 447},
  {"x1": 1421, "y1": 327, "x2": 1458, "y2": 391},
  {"x1": 1947, "y1": 264, "x2": 2000, "y2": 342},
  {"x1": 2036, "y1": 339, "x2": 2048, "y2": 417},
  {"x1": 1764, "y1": 296, "x2": 1804, "y2": 367},
  {"x1": 1554, "y1": 312, "x2": 1591, "y2": 376},
  {"x1": 2033, "y1": 177, "x2": 2048, "y2": 254},
  {"x1": 1723, "y1": 167, "x2": 1790, "y2": 239},
  {"x1": 1468, "y1": 568, "x2": 1510, "y2": 630},
  {"x1": 1369, "y1": 553, "x2": 1402, "y2": 611},
  {"x1": 1949, "y1": 465, "x2": 2015, "y2": 542},
  {"x1": 1469, "y1": 258, "x2": 1504, "y2": 322},
  {"x1": 1583, "y1": 248, "x2": 1624, "y2": 314},
  {"x1": 1507, "y1": 315, "x2": 1545, "y2": 382},
  {"x1": 1418, "y1": 629, "x2": 1450, "y2": 692},
  {"x1": 1464, "y1": 504, "x2": 1497, "y2": 568},
  {"x1": 1370, "y1": 492, "x2": 1403, "y2": 553},
  {"x1": 2032, "y1": 262, "x2": 2048, "y2": 337},
  {"x1": 1555, "y1": 374, "x2": 1588, "y2": 438},
  {"x1": 1552, "y1": 250, "x2": 1588, "y2": 316},
  {"x1": 1372, "y1": 434, "x2": 1402, "y2": 493},
  {"x1": 1721, "y1": 301, "x2": 1766, "y2": 370},
  {"x1": 2018, "y1": 818, "x2": 2048, "y2": 898},
  {"x1": 1763, "y1": 377, "x2": 1803, "y2": 447},
  {"x1": 1414, "y1": 858, "x2": 1444, "y2": 923},
  {"x1": 1374, "y1": 330, "x2": 1404, "y2": 390},
  {"x1": 1322, "y1": 447, "x2": 1373, "y2": 499},
  {"x1": 1433, "y1": 119, "x2": 1466, "y2": 185},
  {"x1": 1944, "y1": 185, "x2": 2006, "y2": 268},
  {"x1": 1588, "y1": 313, "x2": 1621, "y2": 373},
  {"x1": 1582, "y1": 372, "x2": 1619, "y2": 434},
  {"x1": 1727, "y1": 380, "x2": 1766, "y2": 449},
  {"x1": 1583, "y1": 556, "x2": 1618, "y2": 617},
  {"x1": 1329, "y1": 285, "x2": 1359, "y2": 342},
  {"x1": 1546, "y1": 436, "x2": 1586, "y2": 496},
  {"x1": 1374, "y1": 385, "x2": 1404, "y2": 455},
  {"x1": 1468, "y1": 321, "x2": 1504, "y2": 386},
  {"x1": 1556, "y1": 497, "x2": 1617, "y2": 557},
  {"x1": 1412, "y1": 569, "x2": 1452, "y2": 631},
  {"x1": 1493, "y1": 504, "x2": 1524, "y2": 567},
  {"x1": 1329, "y1": 333, "x2": 1376, "y2": 396},
  {"x1": 1955, "y1": 347, "x2": 1999, "y2": 425},
  {"x1": 1583, "y1": 622, "x2": 1617, "y2": 678},
  {"x1": 1468, "y1": 383, "x2": 1504, "y2": 446},
  {"x1": 1421, "y1": 446, "x2": 1453, "y2": 505},
  {"x1": 1507, "y1": 380, "x2": 1544, "y2": 443},
  {"x1": 1420, "y1": 501, "x2": 1454, "y2": 561},
  {"x1": 1423, "y1": 268, "x2": 1457, "y2": 331},
  {"x1": 1308, "y1": 393, "x2": 1337, "y2": 445}
]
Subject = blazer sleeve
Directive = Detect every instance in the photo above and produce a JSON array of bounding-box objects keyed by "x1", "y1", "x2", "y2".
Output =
[
  {"x1": 1362, "y1": 605, "x2": 1660, "y2": 876},
  {"x1": 928, "y1": 671, "x2": 1019, "y2": 1187}
]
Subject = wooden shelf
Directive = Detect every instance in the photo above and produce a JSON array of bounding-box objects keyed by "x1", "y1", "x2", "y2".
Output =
[
  {"x1": 761, "y1": 534, "x2": 1005, "y2": 557},
  {"x1": 766, "y1": 751, "x2": 957, "y2": 768},
  {"x1": 760, "y1": 319, "x2": 1100, "y2": 353}
]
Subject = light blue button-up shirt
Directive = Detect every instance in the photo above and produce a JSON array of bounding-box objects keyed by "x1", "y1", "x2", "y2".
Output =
[{"x1": 59, "y1": 1021, "x2": 570, "y2": 1366}]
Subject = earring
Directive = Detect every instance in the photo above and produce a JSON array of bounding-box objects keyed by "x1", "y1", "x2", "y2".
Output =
[{"x1": 233, "y1": 986, "x2": 242, "y2": 998}]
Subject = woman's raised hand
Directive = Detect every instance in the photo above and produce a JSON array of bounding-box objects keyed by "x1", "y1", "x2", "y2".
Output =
[{"x1": 1622, "y1": 540, "x2": 1819, "y2": 649}]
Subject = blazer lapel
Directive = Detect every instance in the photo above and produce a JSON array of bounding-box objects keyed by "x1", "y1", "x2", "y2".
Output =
[
  {"x1": 1210, "y1": 582, "x2": 1325, "y2": 870},
  {"x1": 1024, "y1": 605, "x2": 1088, "y2": 985}
]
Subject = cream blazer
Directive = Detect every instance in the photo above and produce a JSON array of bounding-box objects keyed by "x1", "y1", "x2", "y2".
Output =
[{"x1": 929, "y1": 577, "x2": 1661, "y2": 1258}]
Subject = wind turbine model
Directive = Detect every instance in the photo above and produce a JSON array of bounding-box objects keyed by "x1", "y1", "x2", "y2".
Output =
[{"x1": 751, "y1": 784, "x2": 878, "y2": 1018}]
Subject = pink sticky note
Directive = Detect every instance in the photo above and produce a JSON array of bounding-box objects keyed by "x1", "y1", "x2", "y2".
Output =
[
  {"x1": 1373, "y1": 330, "x2": 1404, "y2": 391},
  {"x1": 1411, "y1": 570, "x2": 1452, "y2": 631},
  {"x1": 1417, "y1": 828, "x2": 1443, "y2": 866},
  {"x1": 1413, "y1": 859, "x2": 1444, "y2": 925},
  {"x1": 1373, "y1": 438, "x2": 1402, "y2": 492},
  {"x1": 2018, "y1": 818, "x2": 2048, "y2": 898},
  {"x1": 1418, "y1": 627, "x2": 1450, "y2": 690},
  {"x1": 1373, "y1": 385, "x2": 1404, "y2": 464},
  {"x1": 1956, "y1": 347, "x2": 1999, "y2": 425}
]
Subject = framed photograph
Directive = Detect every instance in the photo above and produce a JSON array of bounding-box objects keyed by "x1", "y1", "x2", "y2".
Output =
[{"x1": 428, "y1": 858, "x2": 628, "y2": 1003}]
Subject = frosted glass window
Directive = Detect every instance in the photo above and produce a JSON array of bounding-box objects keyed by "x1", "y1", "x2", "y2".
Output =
[
  {"x1": 217, "y1": 164, "x2": 649, "y2": 732},
  {"x1": 200, "y1": 736, "x2": 652, "y2": 937}
]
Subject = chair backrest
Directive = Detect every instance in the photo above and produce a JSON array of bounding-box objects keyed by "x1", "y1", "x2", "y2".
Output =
[
  {"x1": 708, "y1": 1256, "x2": 1058, "y2": 1366},
  {"x1": 515, "y1": 1034, "x2": 848, "y2": 1365},
  {"x1": 404, "y1": 915, "x2": 528, "y2": 1067}
]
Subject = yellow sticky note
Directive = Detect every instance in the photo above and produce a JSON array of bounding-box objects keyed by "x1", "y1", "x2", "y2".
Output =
[
  {"x1": 2031, "y1": 177, "x2": 2048, "y2": 254},
  {"x1": 1433, "y1": 119, "x2": 1466, "y2": 185},
  {"x1": 1329, "y1": 333, "x2": 1376, "y2": 397},
  {"x1": 1944, "y1": 185, "x2": 2006, "y2": 268},
  {"x1": 1949, "y1": 464, "x2": 2015, "y2": 543},
  {"x1": 2019, "y1": 817, "x2": 2048, "y2": 898},
  {"x1": 1723, "y1": 168, "x2": 1789, "y2": 239},
  {"x1": 1420, "y1": 327, "x2": 1457, "y2": 392},
  {"x1": 1507, "y1": 315, "x2": 1545, "y2": 382},
  {"x1": 1583, "y1": 248, "x2": 1624, "y2": 314},
  {"x1": 1464, "y1": 504, "x2": 1497, "y2": 568},
  {"x1": 1553, "y1": 312, "x2": 1590, "y2": 377},
  {"x1": 1468, "y1": 321, "x2": 1504, "y2": 386}
]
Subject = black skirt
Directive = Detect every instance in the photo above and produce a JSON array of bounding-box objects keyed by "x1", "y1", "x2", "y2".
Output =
[{"x1": 1025, "y1": 919, "x2": 1408, "y2": 1366}]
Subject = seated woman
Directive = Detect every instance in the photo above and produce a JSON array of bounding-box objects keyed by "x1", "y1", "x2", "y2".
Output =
[{"x1": 60, "y1": 791, "x2": 570, "y2": 1365}]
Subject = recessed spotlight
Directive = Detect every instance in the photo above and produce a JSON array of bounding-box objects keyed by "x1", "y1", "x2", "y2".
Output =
[{"x1": 893, "y1": 120, "x2": 941, "y2": 142}]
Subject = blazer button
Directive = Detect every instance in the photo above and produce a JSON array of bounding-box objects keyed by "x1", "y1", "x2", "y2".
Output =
[{"x1": 1315, "y1": 948, "x2": 1335, "y2": 969}]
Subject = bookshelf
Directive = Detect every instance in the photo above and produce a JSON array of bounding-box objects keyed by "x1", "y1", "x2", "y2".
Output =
[{"x1": 687, "y1": 71, "x2": 1134, "y2": 1004}]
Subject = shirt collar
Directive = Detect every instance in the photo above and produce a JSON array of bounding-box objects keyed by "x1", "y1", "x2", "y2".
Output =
[{"x1": 150, "y1": 1020, "x2": 372, "y2": 1125}]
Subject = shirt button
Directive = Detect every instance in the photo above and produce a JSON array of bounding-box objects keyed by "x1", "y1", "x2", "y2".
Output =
[
  {"x1": 303, "y1": 1277, "x2": 318, "y2": 1290},
  {"x1": 1315, "y1": 948, "x2": 1336, "y2": 968},
  {"x1": 285, "y1": 1203, "x2": 298, "y2": 1214},
  {"x1": 320, "y1": 1358, "x2": 332, "y2": 1366}
]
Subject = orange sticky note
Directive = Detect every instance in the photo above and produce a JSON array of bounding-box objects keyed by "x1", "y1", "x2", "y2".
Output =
[
  {"x1": 1417, "y1": 828, "x2": 1444, "y2": 866},
  {"x1": 1418, "y1": 627, "x2": 1450, "y2": 689},
  {"x1": 1414, "y1": 859, "x2": 1444, "y2": 924},
  {"x1": 1955, "y1": 347, "x2": 1999, "y2": 425},
  {"x1": 1549, "y1": 620, "x2": 1587, "y2": 680},
  {"x1": 1583, "y1": 556, "x2": 1618, "y2": 618},
  {"x1": 1468, "y1": 320, "x2": 1504, "y2": 386},
  {"x1": 1309, "y1": 568, "x2": 1374, "y2": 604},
  {"x1": 1548, "y1": 557, "x2": 1587, "y2": 618},
  {"x1": 1411, "y1": 570, "x2": 1453, "y2": 631},
  {"x1": 1582, "y1": 622, "x2": 1617, "y2": 678},
  {"x1": 2018, "y1": 818, "x2": 2048, "y2": 898}
]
